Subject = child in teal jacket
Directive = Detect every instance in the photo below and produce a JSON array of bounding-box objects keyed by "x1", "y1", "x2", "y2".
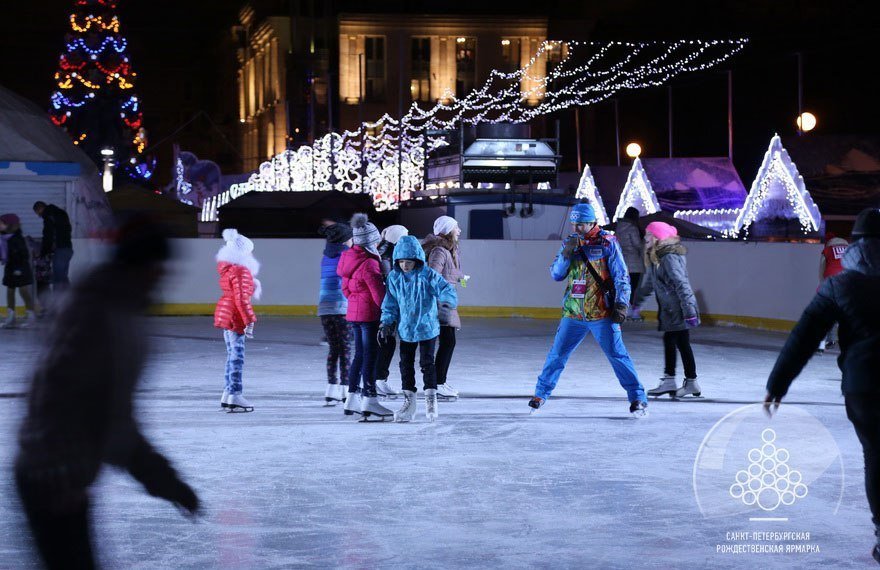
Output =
[{"x1": 379, "y1": 235, "x2": 457, "y2": 422}]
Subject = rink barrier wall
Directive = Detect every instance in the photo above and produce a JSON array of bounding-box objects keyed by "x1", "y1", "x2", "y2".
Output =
[{"x1": 62, "y1": 238, "x2": 822, "y2": 333}]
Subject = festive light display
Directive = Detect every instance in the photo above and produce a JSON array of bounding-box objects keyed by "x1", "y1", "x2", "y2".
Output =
[
  {"x1": 200, "y1": 39, "x2": 746, "y2": 220},
  {"x1": 573, "y1": 165, "x2": 609, "y2": 225},
  {"x1": 673, "y1": 208, "x2": 741, "y2": 237},
  {"x1": 49, "y1": 0, "x2": 153, "y2": 180},
  {"x1": 612, "y1": 157, "x2": 661, "y2": 221},
  {"x1": 734, "y1": 135, "x2": 821, "y2": 236}
]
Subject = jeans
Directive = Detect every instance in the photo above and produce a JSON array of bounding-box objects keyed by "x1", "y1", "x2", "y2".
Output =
[
  {"x1": 846, "y1": 396, "x2": 880, "y2": 528},
  {"x1": 15, "y1": 470, "x2": 95, "y2": 569},
  {"x1": 629, "y1": 273, "x2": 642, "y2": 305},
  {"x1": 663, "y1": 330, "x2": 697, "y2": 379},
  {"x1": 399, "y1": 337, "x2": 437, "y2": 392},
  {"x1": 52, "y1": 248, "x2": 73, "y2": 289},
  {"x1": 535, "y1": 317, "x2": 646, "y2": 403},
  {"x1": 348, "y1": 321, "x2": 379, "y2": 397},
  {"x1": 320, "y1": 315, "x2": 351, "y2": 384},
  {"x1": 435, "y1": 325, "x2": 456, "y2": 385},
  {"x1": 223, "y1": 329, "x2": 246, "y2": 394},
  {"x1": 374, "y1": 334, "x2": 397, "y2": 381}
]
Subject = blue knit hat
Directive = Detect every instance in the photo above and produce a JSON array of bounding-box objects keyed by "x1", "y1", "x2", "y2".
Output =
[{"x1": 569, "y1": 203, "x2": 597, "y2": 223}]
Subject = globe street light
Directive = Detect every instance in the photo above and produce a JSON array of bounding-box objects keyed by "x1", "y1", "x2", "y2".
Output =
[
  {"x1": 796, "y1": 112, "x2": 817, "y2": 133},
  {"x1": 625, "y1": 142, "x2": 642, "y2": 159}
]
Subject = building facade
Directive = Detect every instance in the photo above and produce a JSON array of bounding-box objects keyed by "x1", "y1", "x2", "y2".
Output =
[{"x1": 234, "y1": 2, "x2": 562, "y2": 172}]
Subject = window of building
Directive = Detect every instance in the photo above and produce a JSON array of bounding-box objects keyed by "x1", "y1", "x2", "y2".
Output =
[
  {"x1": 364, "y1": 36, "x2": 386, "y2": 102},
  {"x1": 455, "y1": 37, "x2": 476, "y2": 99},
  {"x1": 500, "y1": 38, "x2": 520, "y2": 74},
  {"x1": 411, "y1": 37, "x2": 431, "y2": 102}
]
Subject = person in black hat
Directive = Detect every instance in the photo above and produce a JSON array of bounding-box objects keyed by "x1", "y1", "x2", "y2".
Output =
[{"x1": 765, "y1": 207, "x2": 880, "y2": 564}]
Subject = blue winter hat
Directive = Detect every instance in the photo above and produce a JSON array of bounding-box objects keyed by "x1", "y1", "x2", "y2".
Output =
[{"x1": 569, "y1": 203, "x2": 597, "y2": 223}]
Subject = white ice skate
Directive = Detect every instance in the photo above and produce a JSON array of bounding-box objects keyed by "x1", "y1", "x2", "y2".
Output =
[
  {"x1": 376, "y1": 380, "x2": 401, "y2": 399},
  {"x1": 360, "y1": 396, "x2": 394, "y2": 422},
  {"x1": 629, "y1": 401, "x2": 648, "y2": 418},
  {"x1": 220, "y1": 390, "x2": 231, "y2": 410},
  {"x1": 227, "y1": 393, "x2": 254, "y2": 413},
  {"x1": 425, "y1": 388, "x2": 439, "y2": 422},
  {"x1": 648, "y1": 376, "x2": 678, "y2": 398},
  {"x1": 0, "y1": 309, "x2": 15, "y2": 329},
  {"x1": 436, "y1": 383, "x2": 458, "y2": 401},
  {"x1": 18, "y1": 310, "x2": 36, "y2": 329},
  {"x1": 675, "y1": 378, "x2": 702, "y2": 398},
  {"x1": 817, "y1": 340, "x2": 827, "y2": 354},
  {"x1": 394, "y1": 390, "x2": 417, "y2": 423},
  {"x1": 324, "y1": 383, "x2": 345, "y2": 406},
  {"x1": 343, "y1": 391, "x2": 362, "y2": 416}
]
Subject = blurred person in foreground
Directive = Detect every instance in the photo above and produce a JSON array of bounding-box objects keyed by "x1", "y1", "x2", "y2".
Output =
[
  {"x1": 765, "y1": 208, "x2": 880, "y2": 564},
  {"x1": 14, "y1": 215, "x2": 201, "y2": 569}
]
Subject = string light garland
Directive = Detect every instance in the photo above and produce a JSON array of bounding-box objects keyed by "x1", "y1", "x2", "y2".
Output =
[
  {"x1": 49, "y1": 0, "x2": 152, "y2": 180},
  {"x1": 612, "y1": 157, "x2": 661, "y2": 221},
  {"x1": 573, "y1": 165, "x2": 610, "y2": 225},
  {"x1": 200, "y1": 38, "x2": 746, "y2": 219}
]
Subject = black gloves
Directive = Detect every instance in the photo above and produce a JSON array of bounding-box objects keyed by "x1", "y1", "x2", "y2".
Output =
[
  {"x1": 378, "y1": 324, "x2": 396, "y2": 344},
  {"x1": 612, "y1": 303, "x2": 628, "y2": 324},
  {"x1": 561, "y1": 235, "x2": 580, "y2": 259}
]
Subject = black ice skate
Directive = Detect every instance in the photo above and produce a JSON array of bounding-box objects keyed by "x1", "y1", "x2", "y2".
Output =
[
  {"x1": 629, "y1": 400, "x2": 648, "y2": 418},
  {"x1": 528, "y1": 397, "x2": 545, "y2": 413}
]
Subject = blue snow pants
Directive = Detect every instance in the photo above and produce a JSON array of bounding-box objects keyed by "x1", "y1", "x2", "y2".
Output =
[
  {"x1": 223, "y1": 329, "x2": 246, "y2": 395},
  {"x1": 535, "y1": 317, "x2": 646, "y2": 403}
]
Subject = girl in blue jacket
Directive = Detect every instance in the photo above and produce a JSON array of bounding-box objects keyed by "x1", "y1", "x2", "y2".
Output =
[{"x1": 379, "y1": 235, "x2": 457, "y2": 422}]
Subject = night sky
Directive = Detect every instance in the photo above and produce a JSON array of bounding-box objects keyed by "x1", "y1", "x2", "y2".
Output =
[{"x1": 1, "y1": 0, "x2": 879, "y2": 183}]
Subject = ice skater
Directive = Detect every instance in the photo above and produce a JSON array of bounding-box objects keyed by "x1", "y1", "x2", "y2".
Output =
[
  {"x1": 0, "y1": 214, "x2": 36, "y2": 328},
  {"x1": 374, "y1": 224, "x2": 409, "y2": 398},
  {"x1": 423, "y1": 215, "x2": 469, "y2": 400},
  {"x1": 379, "y1": 235, "x2": 457, "y2": 422},
  {"x1": 15, "y1": 216, "x2": 200, "y2": 570},
  {"x1": 632, "y1": 222, "x2": 702, "y2": 399},
  {"x1": 529, "y1": 203, "x2": 648, "y2": 417},
  {"x1": 317, "y1": 221, "x2": 353, "y2": 406},
  {"x1": 764, "y1": 208, "x2": 880, "y2": 564},
  {"x1": 817, "y1": 232, "x2": 849, "y2": 353},
  {"x1": 337, "y1": 213, "x2": 394, "y2": 421},
  {"x1": 615, "y1": 207, "x2": 645, "y2": 320},
  {"x1": 214, "y1": 229, "x2": 262, "y2": 412}
]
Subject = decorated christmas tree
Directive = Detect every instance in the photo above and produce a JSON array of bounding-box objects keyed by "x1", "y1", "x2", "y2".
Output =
[{"x1": 49, "y1": 0, "x2": 153, "y2": 180}]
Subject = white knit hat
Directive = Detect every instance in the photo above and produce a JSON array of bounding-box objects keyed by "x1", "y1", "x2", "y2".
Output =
[
  {"x1": 381, "y1": 225, "x2": 409, "y2": 245},
  {"x1": 221, "y1": 228, "x2": 254, "y2": 253},
  {"x1": 433, "y1": 215, "x2": 459, "y2": 236}
]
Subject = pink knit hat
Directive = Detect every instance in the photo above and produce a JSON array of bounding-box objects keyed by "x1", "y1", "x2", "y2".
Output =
[{"x1": 645, "y1": 221, "x2": 678, "y2": 241}]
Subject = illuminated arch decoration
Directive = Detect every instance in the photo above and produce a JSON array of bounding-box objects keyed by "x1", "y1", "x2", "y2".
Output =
[
  {"x1": 734, "y1": 135, "x2": 821, "y2": 236},
  {"x1": 573, "y1": 165, "x2": 609, "y2": 226},
  {"x1": 201, "y1": 39, "x2": 748, "y2": 220},
  {"x1": 613, "y1": 158, "x2": 661, "y2": 221}
]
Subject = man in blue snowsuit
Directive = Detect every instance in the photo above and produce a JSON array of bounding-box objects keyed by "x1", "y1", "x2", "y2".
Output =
[{"x1": 529, "y1": 203, "x2": 648, "y2": 416}]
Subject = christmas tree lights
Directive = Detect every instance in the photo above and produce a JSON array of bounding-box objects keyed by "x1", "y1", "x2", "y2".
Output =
[
  {"x1": 49, "y1": 0, "x2": 153, "y2": 180},
  {"x1": 734, "y1": 135, "x2": 821, "y2": 236},
  {"x1": 573, "y1": 165, "x2": 609, "y2": 225},
  {"x1": 612, "y1": 158, "x2": 661, "y2": 221}
]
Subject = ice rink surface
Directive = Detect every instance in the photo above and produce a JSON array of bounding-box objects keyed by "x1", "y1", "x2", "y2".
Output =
[{"x1": 0, "y1": 317, "x2": 875, "y2": 569}]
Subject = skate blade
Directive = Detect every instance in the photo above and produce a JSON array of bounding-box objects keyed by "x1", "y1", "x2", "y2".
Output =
[
  {"x1": 437, "y1": 396, "x2": 458, "y2": 402},
  {"x1": 227, "y1": 406, "x2": 254, "y2": 413},
  {"x1": 630, "y1": 410, "x2": 649, "y2": 418},
  {"x1": 359, "y1": 414, "x2": 392, "y2": 422},
  {"x1": 323, "y1": 401, "x2": 339, "y2": 407},
  {"x1": 649, "y1": 391, "x2": 677, "y2": 398}
]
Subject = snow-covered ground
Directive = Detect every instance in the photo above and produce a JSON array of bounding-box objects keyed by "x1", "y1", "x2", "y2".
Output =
[{"x1": 0, "y1": 317, "x2": 874, "y2": 569}]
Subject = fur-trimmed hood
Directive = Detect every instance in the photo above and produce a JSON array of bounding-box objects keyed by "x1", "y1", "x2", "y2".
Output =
[
  {"x1": 646, "y1": 236, "x2": 687, "y2": 267},
  {"x1": 216, "y1": 246, "x2": 262, "y2": 300}
]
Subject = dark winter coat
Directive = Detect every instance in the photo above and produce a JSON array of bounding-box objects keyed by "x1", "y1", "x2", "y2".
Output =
[
  {"x1": 318, "y1": 242, "x2": 348, "y2": 316},
  {"x1": 2, "y1": 229, "x2": 33, "y2": 288},
  {"x1": 377, "y1": 240, "x2": 394, "y2": 280},
  {"x1": 39, "y1": 204, "x2": 72, "y2": 257},
  {"x1": 337, "y1": 245, "x2": 385, "y2": 322},
  {"x1": 767, "y1": 238, "x2": 880, "y2": 397},
  {"x1": 422, "y1": 233, "x2": 464, "y2": 328},
  {"x1": 615, "y1": 218, "x2": 645, "y2": 273},
  {"x1": 16, "y1": 263, "x2": 186, "y2": 506},
  {"x1": 634, "y1": 239, "x2": 698, "y2": 332}
]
